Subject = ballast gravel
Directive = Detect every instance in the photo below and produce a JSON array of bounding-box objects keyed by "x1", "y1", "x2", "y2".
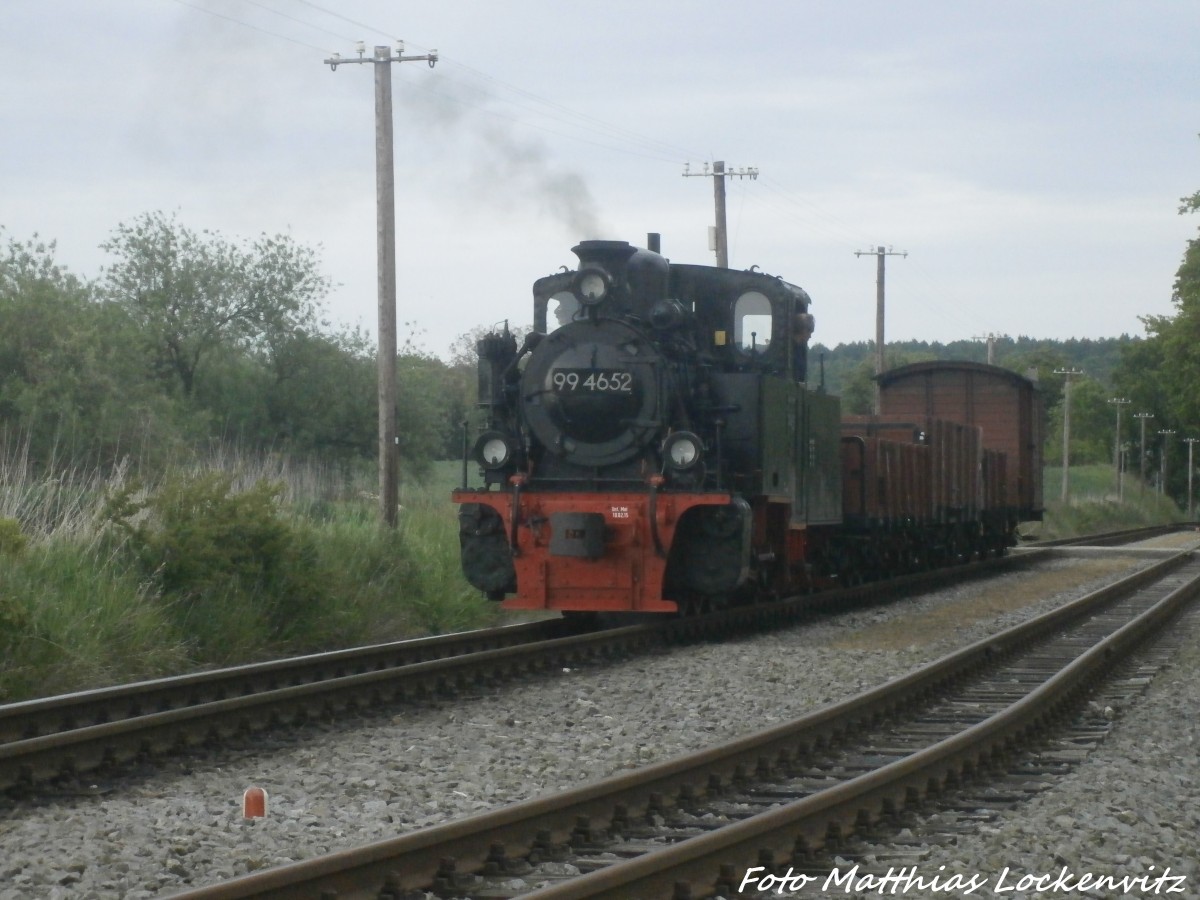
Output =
[{"x1": 1, "y1": 547, "x2": 1198, "y2": 899}]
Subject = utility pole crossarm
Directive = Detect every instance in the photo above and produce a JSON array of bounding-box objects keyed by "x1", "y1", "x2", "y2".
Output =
[
  {"x1": 682, "y1": 161, "x2": 759, "y2": 269},
  {"x1": 325, "y1": 40, "x2": 438, "y2": 70},
  {"x1": 972, "y1": 332, "x2": 1002, "y2": 366}
]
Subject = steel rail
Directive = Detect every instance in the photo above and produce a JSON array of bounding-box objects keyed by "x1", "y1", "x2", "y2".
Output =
[
  {"x1": 0, "y1": 619, "x2": 575, "y2": 747},
  {"x1": 0, "y1": 623, "x2": 661, "y2": 793},
  {"x1": 522, "y1": 554, "x2": 1200, "y2": 899},
  {"x1": 161, "y1": 550, "x2": 1196, "y2": 900},
  {"x1": 1031, "y1": 522, "x2": 1182, "y2": 547}
]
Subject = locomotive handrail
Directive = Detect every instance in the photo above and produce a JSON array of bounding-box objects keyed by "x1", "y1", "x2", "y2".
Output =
[
  {"x1": 508, "y1": 473, "x2": 525, "y2": 556},
  {"x1": 647, "y1": 479, "x2": 666, "y2": 557}
]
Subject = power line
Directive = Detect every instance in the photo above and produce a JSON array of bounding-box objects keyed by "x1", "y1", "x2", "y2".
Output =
[
  {"x1": 173, "y1": 0, "x2": 979, "y2": 337},
  {"x1": 168, "y1": 0, "x2": 331, "y2": 52},
  {"x1": 290, "y1": 0, "x2": 399, "y2": 40},
  {"x1": 391, "y1": 71, "x2": 682, "y2": 164},
  {"x1": 237, "y1": 0, "x2": 358, "y2": 43},
  {"x1": 755, "y1": 176, "x2": 875, "y2": 248},
  {"x1": 972, "y1": 332, "x2": 1003, "y2": 365}
]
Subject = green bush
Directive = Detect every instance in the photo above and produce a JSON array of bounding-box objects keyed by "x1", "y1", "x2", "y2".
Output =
[
  {"x1": 0, "y1": 586, "x2": 30, "y2": 664},
  {"x1": 0, "y1": 517, "x2": 27, "y2": 557},
  {"x1": 0, "y1": 543, "x2": 182, "y2": 700},
  {"x1": 107, "y1": 472, "x2": 333, "y2": 657},
  {"x1": 0, "y1": 519, "x2": 31, "y2": 667}
]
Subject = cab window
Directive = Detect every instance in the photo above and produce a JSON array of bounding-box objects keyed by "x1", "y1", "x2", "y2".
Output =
[
  {"x1": 733, "y1": 291, "x2": 772, "y2": 354},
  {"x1": 548, "y1": 291, "x2": 580, "y2": 333}
]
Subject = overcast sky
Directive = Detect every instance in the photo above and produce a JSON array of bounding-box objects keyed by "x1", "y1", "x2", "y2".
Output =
[{"x1": 4, "y1": 1, "x2": 1198, "y2": 359}]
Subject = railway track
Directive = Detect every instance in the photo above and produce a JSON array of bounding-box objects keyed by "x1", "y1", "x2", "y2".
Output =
[
  {"x1": 0, "y1": 538, "x2": 1062, "y2": 796},
  {"x1": 161, "y1": 545, "x2": 1200, "y2": 900},
  {"x1": 0, "y1": 524, "x2": 1179, "y2": 798},
  {"x1": 0, "y1": 618, "x2": 624, "y2": 794}
]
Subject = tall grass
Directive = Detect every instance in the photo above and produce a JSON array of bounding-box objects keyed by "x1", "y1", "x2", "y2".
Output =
[
  {"x1": 0, "y1": 444, "x2": 499, "y2": 702},
  {"x1": 1031, "y1": 463, "x2": 1187, "y2": 540}
]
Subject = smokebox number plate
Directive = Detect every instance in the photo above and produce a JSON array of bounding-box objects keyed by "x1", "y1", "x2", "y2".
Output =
[{"x1": 551, "y1": 369, "x2": 633, "y2": 393}]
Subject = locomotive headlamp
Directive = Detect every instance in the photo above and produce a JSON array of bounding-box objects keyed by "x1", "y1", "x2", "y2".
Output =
[
  {"x1": 473, "y1": 431, "x2": 513, "y2": 469},
  {"x1": 576, "y1": 267, "x2": 611, "y2": 306},
  {"x1": 663, "y1": 431, "x2": 703, "y2": 471}
]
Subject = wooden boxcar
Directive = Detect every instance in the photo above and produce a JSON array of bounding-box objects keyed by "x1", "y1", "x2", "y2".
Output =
[{"x1": 876, "y1": 361, "x2": 1044, "y2": 522}]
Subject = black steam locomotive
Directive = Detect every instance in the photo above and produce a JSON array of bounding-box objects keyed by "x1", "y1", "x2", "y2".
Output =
[{"x1": 453, "y1": 238, "x2": 1041, "y2": 614}]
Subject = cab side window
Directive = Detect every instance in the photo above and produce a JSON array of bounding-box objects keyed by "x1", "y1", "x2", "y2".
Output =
[
  {"x1": 733, "y1": 291, "x2": 772, "y2": 354},
  {"x1": 548, "y1": 291, "x2": 580, "y2": 332}
]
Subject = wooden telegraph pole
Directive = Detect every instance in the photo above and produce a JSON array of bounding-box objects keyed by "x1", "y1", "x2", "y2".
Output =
[
  {"x1": 1133, "y1": 413, "x2": 1155, "y2": 498},
  {"x1": 1158, "y1": 430, "x2": 1176, "y2": 497},
  {"x1": 1054, "y1": 368, "x2": 1084, "y2": 503},
  {"x1": 1185, "y1": 437, "x2": 1199, "y2": 520},
  {"x1": 1108, "y1": 398, "x2": 1130, "y2": 501},
  {"x1": 856, "y1": 246, "x2": 908, "y2": 414},
  {"x1": 682, "y1": 161, "x2": 759, "y2": 268},
  {"x1": 325, "y1": 41, "x2": 438, "y2": 527}
]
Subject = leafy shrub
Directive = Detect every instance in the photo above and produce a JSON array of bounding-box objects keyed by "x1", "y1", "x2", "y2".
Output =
[
  {"x1": 0, "y1": 517, "x2": 27, "y2": 557},
  {"x1": 107, "y1": 472, "x2": 332, "y2": 656},
  {"x1": 0, "y1": 519, "x2": 32, "y2": 667}
]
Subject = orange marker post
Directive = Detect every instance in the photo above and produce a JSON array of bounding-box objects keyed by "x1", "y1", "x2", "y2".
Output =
[{"x1": 242, "y1": 786, "x2": 268, "y2": 818}]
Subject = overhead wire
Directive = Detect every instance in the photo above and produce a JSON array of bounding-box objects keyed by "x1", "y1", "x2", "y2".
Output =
[
  {"x1": 287, "y1": 0, "x2": 399, "y2": 41},
  {"x1": 900, "y1": 255, "x2": 979, "y2": 336},
  {"x1": 390, "y1": 66, "x2": 685, "y2": 164},
  {"x1": 236, "y1": 0, "x2": 359, "y2": 44},
  {"x1": 169, "y1": 0, "x2": 333, "y2": 52}
]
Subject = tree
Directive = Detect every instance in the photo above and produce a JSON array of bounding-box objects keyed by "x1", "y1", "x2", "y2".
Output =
[
  {"x1": 263, "y1": 327, "x2": 377, "y2": 459},
  {"x1": 100, "y1": 212, "x2": 329, "y2": 398},
  {"x1": 1109, "y1": 184, "x2": 1200, "y2": 500},
  {"x1": 0, "y1": 231, "x2": 179, "y2": 467},
  {"x1": 1044, "y1": 377, "x2": 1111, "y2": 466}
]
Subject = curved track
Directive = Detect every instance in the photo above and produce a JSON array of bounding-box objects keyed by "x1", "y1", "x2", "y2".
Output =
[{"x1": 161, "y1": 544, "x2": 1200, "y2": 899}]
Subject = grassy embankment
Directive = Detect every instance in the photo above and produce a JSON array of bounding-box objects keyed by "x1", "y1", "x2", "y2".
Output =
[
  {"x1": 0, "y1": 455, "x2": 501, "y2": 702},
  {"x1": 1031, "y1": 464, "x2": 1189, "y2": 540},
  {"x1": 0, "y1": 457, "x2": 1188, "y2": 703}
]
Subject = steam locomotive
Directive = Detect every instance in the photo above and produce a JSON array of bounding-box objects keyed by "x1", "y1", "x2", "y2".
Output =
[{"x1": 453, "y1": 238, "x2": 1043, "y2": 615}]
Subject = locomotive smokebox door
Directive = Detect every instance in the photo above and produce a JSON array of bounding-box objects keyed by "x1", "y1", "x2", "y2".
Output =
[{"x1": 549, "y1": 512, "x2": 607, "y2": 559}]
